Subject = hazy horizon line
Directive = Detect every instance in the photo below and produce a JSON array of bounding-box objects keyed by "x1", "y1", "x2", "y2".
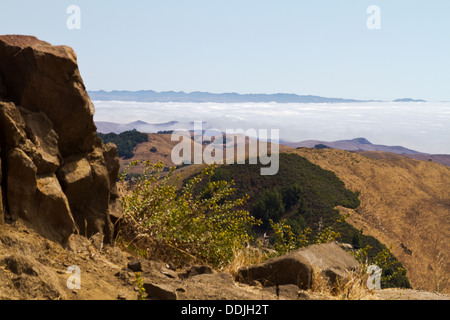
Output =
[{"x1": 87, "y1": 89, "x2": 440, "y2": 103}]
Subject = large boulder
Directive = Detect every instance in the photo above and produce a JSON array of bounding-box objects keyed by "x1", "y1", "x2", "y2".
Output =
[
  {"x1": 0, "y1": 35, "x2": 120, "y2": 244},
  {"x1": 237, "y1": 242, "x2": 360, "y2": 290}
]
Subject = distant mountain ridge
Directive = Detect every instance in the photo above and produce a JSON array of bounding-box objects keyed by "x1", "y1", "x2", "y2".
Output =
[
  {"x1": 89, "y1": 90, "x2": 377, "y2": 103},
  {"x1": 286, "y1": 138, "x2": 422, "y2": 155},
  {"x1": 89, "y1": 90, "x2": 428, "y2": 103},
  {"x1": 393, "y1": 98, "x2": 426, "y2": 103},
  {"x1": 285, "y1": 138, "x2": 450, "y2": 166}
]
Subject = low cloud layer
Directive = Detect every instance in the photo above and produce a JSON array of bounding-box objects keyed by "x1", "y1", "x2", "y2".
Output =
[{"x1": 93, "y1": 101, "x2": 450, "y2": 154}]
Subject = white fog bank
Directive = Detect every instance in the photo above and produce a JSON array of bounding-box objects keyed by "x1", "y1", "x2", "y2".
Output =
[{"x1": 93, "y1": 101, "x2": 450, "y2": 155}]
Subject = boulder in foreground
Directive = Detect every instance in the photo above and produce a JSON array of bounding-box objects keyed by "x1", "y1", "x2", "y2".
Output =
[{"x1": 237, "y1": 242, "x2": 359, "y2": 290}]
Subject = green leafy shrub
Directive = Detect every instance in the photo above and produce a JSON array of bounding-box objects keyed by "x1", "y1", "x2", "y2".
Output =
[
  {"x1": 117, "y1": 161, "x2": 261, "y2": 268},
  {"x1": 270, "y1": 219, "x2": 311, "y2": 255},
  {"x1": 351, "y1": 244, "x2": 411, "y2": 289},
  {"x1": 270, "y1": 219, "x2": 341, "y2": 256},
  {"x1": 134, "y1": 272, "x2": 146, "y2": 300}
]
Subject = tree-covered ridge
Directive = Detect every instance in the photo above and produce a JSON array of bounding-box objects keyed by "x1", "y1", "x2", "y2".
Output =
[
  {"x1": 97, "y1": 129, "x2": 149, "y2": 159},
  {"x1": 207, "y1": 153, "x2": 410, "y2": 289}
]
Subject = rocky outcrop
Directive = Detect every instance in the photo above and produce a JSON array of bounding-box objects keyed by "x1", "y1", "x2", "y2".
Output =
[
  {"x1": 0, "y1": 35, "x2": 120, "y2": 244},
  {"x1": 237, "y1": 242, "x2": 360, "y2": 290},
  {"x1": 0, "y1": 35, "x2": 96, "y2": 155}
]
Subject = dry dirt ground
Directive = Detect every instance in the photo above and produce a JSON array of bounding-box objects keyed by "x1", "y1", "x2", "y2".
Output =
[
  {"x1": 0, "y1": 220, "x2": 448, "y2": 300},
  {"x1": 0, "y1": 219, "x2": 281, "y2": 300}
]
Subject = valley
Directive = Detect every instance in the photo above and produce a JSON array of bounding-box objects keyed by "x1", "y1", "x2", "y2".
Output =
[{"x1": 106, "y1": 129, "x2": 450, "y2": 293}]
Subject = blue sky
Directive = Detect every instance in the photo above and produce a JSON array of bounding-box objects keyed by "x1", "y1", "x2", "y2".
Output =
[{"x1": 1, "y1": 0, "x2": 449, "y2": 101}]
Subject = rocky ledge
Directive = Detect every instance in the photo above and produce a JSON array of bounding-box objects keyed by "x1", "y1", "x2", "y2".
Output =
[{"x1": 2, "y1": 221, "x2": 448, "y2": 300}]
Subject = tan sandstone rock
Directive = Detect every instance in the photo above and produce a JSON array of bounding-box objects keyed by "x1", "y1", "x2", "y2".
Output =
[
  {"x1": 0, "y1": 35, "x2": 121, "y2": 244},
  {"x1": 0, "y1": 35, "x2": 96, "y2": 155}
]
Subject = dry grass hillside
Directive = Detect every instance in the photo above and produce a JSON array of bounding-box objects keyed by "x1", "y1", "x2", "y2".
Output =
[
  {"x1": 120, "y1": 133, "x2": 291, "y2": 185},
  {"x1": 121, "y1": 133, "x2": 292, "y2": 168},
  {"x1": 116, "y1": 134, "x2": 449, "y2": 293},
  {"x1": 119, "y1": 133, "x2": 187, "y2": 169},
  {"x1": 289, "y1": 148, "x2": 450, "y2": 293}
]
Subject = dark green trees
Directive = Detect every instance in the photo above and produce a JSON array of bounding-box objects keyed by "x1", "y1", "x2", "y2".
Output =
[{"x1": 98, "y1": 129, "x2": 149, "y2": 159}]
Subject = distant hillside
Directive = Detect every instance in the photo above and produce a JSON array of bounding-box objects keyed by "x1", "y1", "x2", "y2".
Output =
[
  {"x1": 95, "y1": 120, "x2": 209, "y2": 134},
  {"x1": 355, "y1": 151, "x2": 450, "y2": 167},
  {"x1": 99, "y1": 123, "x2": 450, "y2": 167},
  {"x1": 89, "y1": 90, "x2": 372, "y2": 104},
  {"x1": 286, "y1": 138, "x2": 422, "y2": 155},
  {"x1": 285, "y1": 138, "x2": 450, "y2": 167}
]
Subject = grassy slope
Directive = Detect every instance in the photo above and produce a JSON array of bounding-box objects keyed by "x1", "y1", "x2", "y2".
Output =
[{"x1": 290, "y1": 148, "x2": 450, "y2": 293}]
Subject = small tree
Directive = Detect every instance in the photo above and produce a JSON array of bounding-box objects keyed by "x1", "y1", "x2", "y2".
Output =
[
  {"x1": 252, "y1": 187, "x2": 285, "y2": 227},
  {"x1": 281, "y1": 183, "x2": 302, "y2": 210}
]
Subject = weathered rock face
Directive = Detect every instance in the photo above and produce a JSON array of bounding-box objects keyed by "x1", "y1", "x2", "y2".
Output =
[
  {"x1": 0, "y1": 35, "x2": 120, "y2": 244},
  {"x1": 0, "y1": 35, "x2": 96, "y2": 155}
]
